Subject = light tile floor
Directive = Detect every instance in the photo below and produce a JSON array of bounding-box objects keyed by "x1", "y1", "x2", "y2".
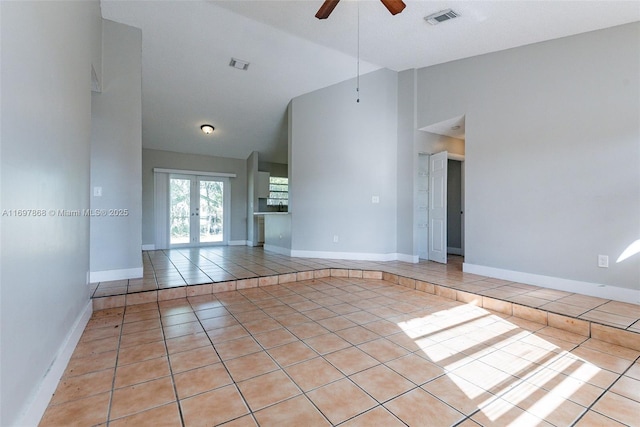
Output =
[
  {"x1": 44, "y1": 275, "x2": 640, "y2": 426},
  {"x1": 92, "y1": 247, "x2": 640, "y2": 334}
]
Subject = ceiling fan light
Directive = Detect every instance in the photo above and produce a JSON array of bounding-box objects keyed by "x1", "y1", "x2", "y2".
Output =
[{"x1": 201, "y1": 124, "x2": 214, "y2": 134}]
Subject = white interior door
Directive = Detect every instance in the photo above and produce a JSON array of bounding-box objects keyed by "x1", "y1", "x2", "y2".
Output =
[{"x1": 429, "y1": 151, "x2": 448, "y2": 264}]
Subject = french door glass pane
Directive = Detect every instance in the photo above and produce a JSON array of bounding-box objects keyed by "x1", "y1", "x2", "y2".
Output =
[
  {"x1": 170, "y1": 178, "x2": 191, "y2": 244},
  {"x1": 199, "y1": 180, "x2": 223, "y2": 243}
]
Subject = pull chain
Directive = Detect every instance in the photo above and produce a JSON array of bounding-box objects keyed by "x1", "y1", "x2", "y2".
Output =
[{"x1": 356, "y1": 0, "x2": 360, "y2": 103}]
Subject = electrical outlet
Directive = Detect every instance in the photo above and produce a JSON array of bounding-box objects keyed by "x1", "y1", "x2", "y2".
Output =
[
  {"x1": 598, "y1": 255, "x2": 609, "y2": 268},
  {"x1": 93, "y1": 186, "x2": 102, "y2": 197},
  {"x1": 372, "y1": 196, "x2": 380, "y2": 204},
  {"x1": 333, "y1": 235, "x2": 339, "y2": 243}
]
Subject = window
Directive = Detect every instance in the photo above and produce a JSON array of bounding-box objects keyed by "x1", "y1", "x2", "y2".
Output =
[{"x1": 267, "y1": 176, "x2": 288, "y2": 206}]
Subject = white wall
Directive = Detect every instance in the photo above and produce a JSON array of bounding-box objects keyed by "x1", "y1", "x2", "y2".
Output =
[
  {"x1": 0, "y1": 1, "x2": 101, "y2": 424},
  {"x1": 141, "y1": 148, "x2": 248, "y2": 246},
  {"x1": 396, "y1": 69, "x2": 417, "y2": 257},
  {"x1": 90, "y1": 19, "x2": 142, "y2": 280},
  {"x1": 290, "y1": 69, "x2": 400, "y2": 259},
  {"x1": 417, "y1": 23, "x2": 640, "y2": 294}
]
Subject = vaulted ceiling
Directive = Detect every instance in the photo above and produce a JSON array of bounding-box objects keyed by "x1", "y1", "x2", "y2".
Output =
[{"x1": 101, "y1": 1, "x2": 640, "y2": 163}]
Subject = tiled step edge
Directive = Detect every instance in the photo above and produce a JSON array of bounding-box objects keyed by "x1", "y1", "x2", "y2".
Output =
[{"x1": 92, "y1": 268, "x2": 640, "y2": 352}]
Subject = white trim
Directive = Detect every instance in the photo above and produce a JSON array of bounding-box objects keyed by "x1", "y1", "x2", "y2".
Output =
[
  {"x1": 153, "y1": 168, "x2": 236, "y2": 178},
  {"x1": 228, "y1": 240, "x2": 250, "y2": 246},
  {"x1": 397, "y1": 253, "x2": 420, "y2": 263},
  {"x1": 264, "y1": 244, "x2": 292, "y2": 256},
  {"x1": 142, "y1": 244, "x2": 155, "y2": 251},
  {"x1": 89, "y1": 267, "x2": 143, "y2": 282},
  {"x1": 154, "y1": 172, "x2": 169, "y2": 250},
  {"x1": 289, "y1": 250, "x2": 418, "y2": 263},
  {"x1": 463, "y1": 263, "x2": 640, "y2": 304},
  {"x1": 18, "y1": 301, "x2": 93, "y2": 427},
  {"x1": 448, "y1": 153, "x2": 465, "y2": 161}
]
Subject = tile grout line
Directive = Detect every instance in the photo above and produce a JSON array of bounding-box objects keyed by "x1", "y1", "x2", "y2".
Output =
[
  {"x1": 570, "y1": 353, "x2": 640, "y2": 426},
  {"x1": 244, "y1": 276, "x2": 461, "y2": 426},
  {"x1": 217, "y1": 277, "x2": 377, "y2": 425},
  {"x1": 104, "y1": 306, "x2": 127, "y2": 426},
  {"x1": 185, "y1": 292, "x2": 261, "y2": 426},
  {"x1": 157, "y1": 305, "x2": 188, "y2": 427},
  {"x1": 254, "y1": 280, "x2": 369, "y2": 426}
]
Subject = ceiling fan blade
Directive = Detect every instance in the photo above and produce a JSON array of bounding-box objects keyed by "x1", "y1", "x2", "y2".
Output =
[
  {"x1": 380, "y1": 0, "x2": 406, "y2": 15},
  {"x1": 315, "y1": 0, "x2": 340, "y2": 19}
]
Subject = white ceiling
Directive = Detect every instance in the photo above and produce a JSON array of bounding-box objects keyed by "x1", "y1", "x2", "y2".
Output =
[
  {"x1": 421, "y1": 115, "x2": 465, "y2": 140},
  {"x1": 101, "y1": 1, "x2": 640, "y2": 164}
]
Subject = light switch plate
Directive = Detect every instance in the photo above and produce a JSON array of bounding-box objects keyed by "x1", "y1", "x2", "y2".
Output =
[
  {"x1": 598, "y1": 255, "x2": 608, "y2": 268},
  {"x1": 93, "y1": 186, "x2": 102, "y2": 197}
]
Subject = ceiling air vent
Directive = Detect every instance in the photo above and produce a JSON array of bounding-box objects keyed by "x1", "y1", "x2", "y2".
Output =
[
  {"x1": 229, "y1": 58, "x2": 250, "y2": 71},
  {"x1": 424, "y1": 9, "x2": 459, "y2": 25}
]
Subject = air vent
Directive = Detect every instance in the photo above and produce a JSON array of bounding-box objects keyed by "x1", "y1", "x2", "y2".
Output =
[
  {"x1": 229, "y1": 58, "x2": 250, "y2": 71},
  {"x1": 424, "y1": 9, "x2": 459, "y2": 25}
]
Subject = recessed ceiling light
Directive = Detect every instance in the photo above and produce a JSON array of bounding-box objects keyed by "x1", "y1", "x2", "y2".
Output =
[
  {"x1": 201, "y1": 124, "x2": 215, "y2": 134},
  {"x1": 229, "y1": 58, "x2": 250, "y2": 71}
]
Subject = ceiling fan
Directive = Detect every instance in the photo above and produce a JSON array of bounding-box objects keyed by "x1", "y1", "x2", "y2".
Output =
[{"x1": 315, "y1": 0, "x2": 406, "y2": 19}]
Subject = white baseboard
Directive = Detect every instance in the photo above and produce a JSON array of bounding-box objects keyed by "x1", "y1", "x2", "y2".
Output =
[
  {"x1": 264, "y1": 244, "x2": 292, "y2": 256},
  {"x1": 17, "y1": 300, "x2": 93, "y2": 427},
  {"x1": 289, "y1": 250, "x2": 418, "y2": 263},
  {"x1": 463, "y1": 263, "x2": 640, "y2": 304},
  {"x1": 447, "y1": 247, "x2": 464, "y2": 256},
  {"x1": 89, "y1": 267, "x2": 143, "y2": 282},
  {"x1": 397, "y1": 253, "x2": 419, "y2": 263},
  {"x1": 141, "y1": 244, "x2": 155, "y2": 251},
  {"x1": 228, "y1": 240, "x2": 250, "y2": 246}
]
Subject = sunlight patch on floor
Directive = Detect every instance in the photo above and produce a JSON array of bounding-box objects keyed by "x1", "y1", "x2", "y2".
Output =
[{"x1": 397, "y1": 302, "x2": 601, "y2": 424}]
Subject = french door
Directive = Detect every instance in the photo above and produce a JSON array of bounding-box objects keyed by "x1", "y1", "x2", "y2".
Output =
[{"x1": 169, "y1": 174, "x2": 228, "y2": 246}]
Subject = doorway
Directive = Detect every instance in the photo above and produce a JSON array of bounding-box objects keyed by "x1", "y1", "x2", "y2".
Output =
[
  {"x1": 447, "y1": 159, "x2": 464, "y2": 256},
  {"x1": 417, "y1": 153, "x2": 465, "y2": 263},
  {"x1": 169, "y1": 174, "x2": 227, "y2": 246},
  {"x1": 417, "y1": 115, "x2": 466, "y2": 264}
]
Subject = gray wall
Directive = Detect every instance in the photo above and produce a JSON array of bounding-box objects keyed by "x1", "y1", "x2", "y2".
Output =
[
  {"x1": 90, "y1": 19, "x2": 142, "y2": 275},
  {"x1": 258, "y1": 161, "x2": 288, "y2": 177},
  {"x1": 396, "y1": 69, "x2": 417, "y2": 257},
  {"x1": 0, "y1": 1, "x2": 101, "y2": 424},
  {"x1": 417, "y1": 22, "x2": 640, "y2": 290},
  {"x1": 290, "y1": 69, "x2": 399, "y2": 256},
  {"x1": 142, "y1": 148, "x2": 248, "y2": 245}
]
